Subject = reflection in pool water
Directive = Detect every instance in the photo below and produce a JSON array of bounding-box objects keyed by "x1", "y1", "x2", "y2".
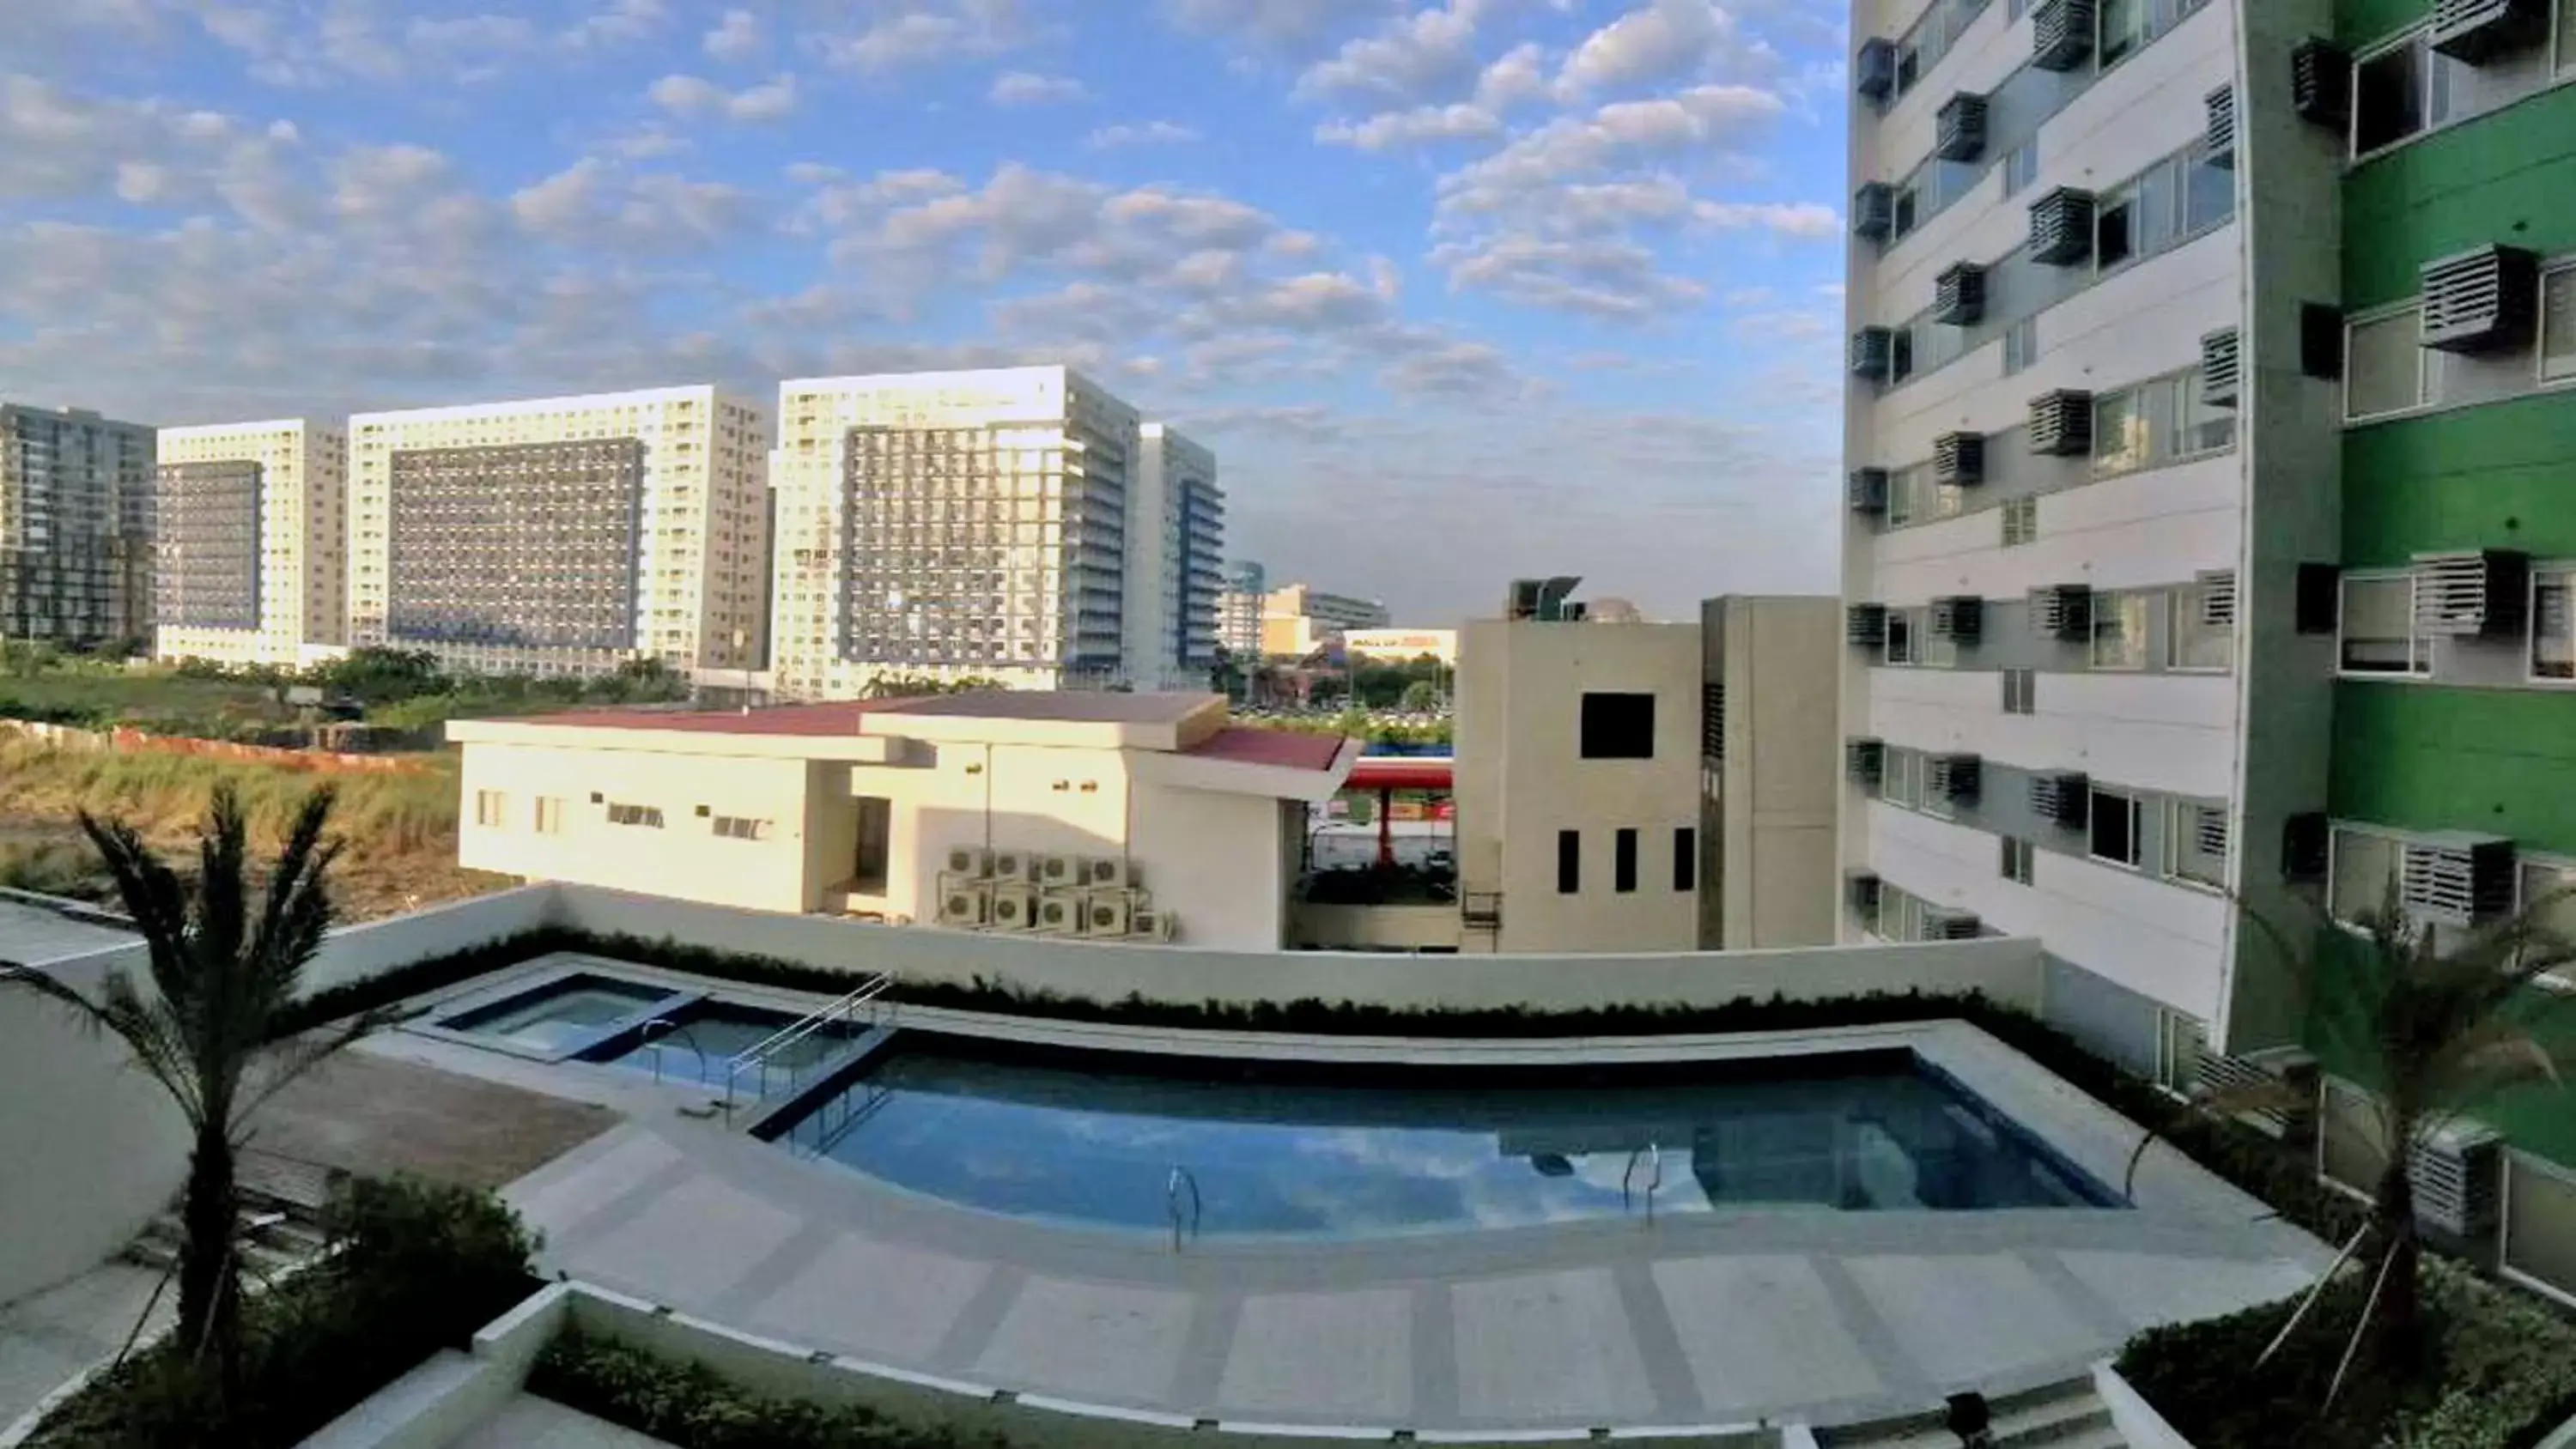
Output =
[{"x1": 770, "y1": 1040, "x2": 2117, "y2": 1240}]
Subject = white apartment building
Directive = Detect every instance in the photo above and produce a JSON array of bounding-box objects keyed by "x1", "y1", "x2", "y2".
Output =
[
  {"x1": 770, "y1": 366, "x2": 1211, "y2": 698},
  {"x1": 154, "y1": 419, "x2": 348, "y2": 668},
  {"x1": 1839, "y1": 0, "x2": 2291, "y2": 1080},
  {"x1": 1124, "y1": 423, "x2": 1225, "y2": 691},
  {"x1": 348, "y1": 387, "x2": 770, "y2": 680}
]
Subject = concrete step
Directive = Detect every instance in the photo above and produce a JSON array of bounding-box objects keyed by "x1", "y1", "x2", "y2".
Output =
[
  {"x1": 1989, "y1": 1392, "x2": 2114, "y2": 1447},
  {"x1": 1816, "y1": 1379, "x2": 2124, "y2": 1449}
]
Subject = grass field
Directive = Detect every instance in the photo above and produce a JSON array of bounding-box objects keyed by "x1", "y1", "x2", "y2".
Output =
[{"x1": 0, "y1": 669, "x2": 301, "y2": 737}]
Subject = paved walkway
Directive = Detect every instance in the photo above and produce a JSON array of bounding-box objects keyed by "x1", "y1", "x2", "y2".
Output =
[
  {"x1": 477, "y1": 1015, "x2": 2328, "y2": 1438},
  {"x1": 447, "y1": 1396, "x2": 673, "y2": 1448},
  {"x1": 0, "y1": 1263, "x2": 173, "y2": 1433}
]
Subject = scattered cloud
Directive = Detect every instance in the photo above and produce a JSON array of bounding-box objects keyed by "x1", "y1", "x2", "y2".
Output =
[
  {"x1": 988, "y1": 70, "x2": 1091, "y2": 106},
  {"x1": 1086, "y1": 118, "x2": 1201, "y2": 148},
  {"x1": 648, "y1": 72, "x2": 800, "y2": 122},
  {"x1": 813, "y1": 0, "x2": 1043, "y2": 72},
  {"x1": 701, "y1": 9, "x2": 764, "y2": 63}
]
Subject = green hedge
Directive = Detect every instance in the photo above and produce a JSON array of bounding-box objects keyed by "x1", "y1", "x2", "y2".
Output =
[
  {"x1": 528, "y1": 1326, "x2": 1020, "y2": 1448},
  {"x1": 29, "y1": 1178, "x2": 540, "y2": 1448},
  {"x1": 2118, "y1": 1258, "x2": 2576, "y2": 1448}
]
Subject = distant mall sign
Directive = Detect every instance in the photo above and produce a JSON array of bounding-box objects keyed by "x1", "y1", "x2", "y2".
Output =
[{"x1": 1341, "y1": 627, "x2": 1458, "y2": 665}]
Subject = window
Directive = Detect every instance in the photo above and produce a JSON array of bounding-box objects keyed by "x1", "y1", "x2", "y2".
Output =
[
  {"x1": 1885, "y1": 607, "x2": 1917, "y2": 665},
  {"x1": 2092, "y1": 590, "x2": 2150, "y2": 670},
  {"x1": 2002, "y1": 495, "x2": 2038, "y2": 546},
  {"x1": 2002, "y1": 667, "x2": 2037, "y2": 714},
  {"x1": 714, "y1": 815, "x2": 769, "y2": 840},
  {"x1": 2089, "y1": 788, "x2": 2142, "y2": 867},
  {"x1": 2329, "y1": 825, "x2": 2400, "y2": 925},
  {"x1": 1674, "y1": 828, "x2": 1696, "y2": 892},
  {"x1": 474, "y1": 790, "x2": 506, "y2": 828},
  {"x1": 2544, "y1": 268, "x2": 2576, "y2": 385},
  {"x1": 2167, "y1": 801, "x2": 2228, "y2": 888},
  {"x1": 2184, "y1": 150, "x2": 2233, "y2": 233},
  {"x1": 1580, "y1": 692, "x2": 1656, "y2": 758},
  {"x1": 2170, "y1": 576, "x2": 2233, "y2": 670},
  {"x1": 1884, "y1": 748, "x2": 1923, "y2": 809},
  {"x1": 853, "y1": 796, "x2": 891, "y2": 893},
  {"x1": 2534, "y1": 571, "x2": 2573, "y2": 681},
  {"x1": 2002, "y1": 317, "x2": 2038, "y2": 374},
  {"x1": 2156, "y1": 1010, "x2": 2208, "y2": 1096},
  {"x1": 605, "y1": 802, "x2": 663, "y2": 828},
  {"x1": 2093, "y1": 386, "x2": 2151, "y2": 475},
  {"x1": 2352, "y1": 32, "x2": 2453, "y2": 156},
  {"x1": 1889, "y1": 327, "x2": 1916, "y2": 384},
  {"x1": 2169, "y1": 371, "x2": 2237, "y2": 458},
  {"x1": 2099, "y1": 0, "x2": 2143, "y2": 65},
  {"x1": 2339, "y1": 573, "x2": 2430, "y2": 676},
  {"x1": 2001, "y1": 836, "x2": 2035, "y2": 885},
  {"x1": 1893, "y1": 186, "x2": 1919, "y2": 239},
  {"x1": 2346, "y1": 307, "x2": 2428, "y2": 420},
  {"x1": 1614, "y1": 828, "x2": 1638, "y2": 894},
  {"x1": 2002, "y1": 142, "x2": 2038, "y2": 197},
  {"x1": 533, "y1": 797, "x2": 564, "y2": 834},
  {"x1": 1558, "y1": 829, "x2": 1581, "y2": 894},
  {"x1": 2519, "y1": 860, "x2": 2576, "y2": 979},
  {"x1": 1875, "y1": 882, "x2": 1912, "y2": 941},
  {"x1": 2094, "y1": 187, "x2": 2136, "y2": 270}
]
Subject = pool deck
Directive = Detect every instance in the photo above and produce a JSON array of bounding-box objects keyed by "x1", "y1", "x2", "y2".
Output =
[{"x1": 373, "y1": 955, "x2": 2331, "y2": 1438}]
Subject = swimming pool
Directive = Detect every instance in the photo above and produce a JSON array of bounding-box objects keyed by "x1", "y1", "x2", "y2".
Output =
[
  {"x1": 768, "y1": 1038, "x2": 2120, "y2": 1240},
  {"x1": 434, "y1": 973, "x2": 679, "y2": 1054},
  {"x1": 579, "y1": 1003, "x2": 866, "y2": 1093}
]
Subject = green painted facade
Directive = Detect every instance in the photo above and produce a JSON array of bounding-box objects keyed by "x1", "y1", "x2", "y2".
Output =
[
  {"x1": 2342, "y1": 83, "x2": 2576, "y2": 311},
  {"x1": 2330, "y1": 684, "x2": 2576, "y2": 856},
  {"x1": 2336, "y1": 0, "x2": 2432, "y2": 47},
  {"x1": 2343, "y1": 391, "x2": 2576, "y2": 567}
]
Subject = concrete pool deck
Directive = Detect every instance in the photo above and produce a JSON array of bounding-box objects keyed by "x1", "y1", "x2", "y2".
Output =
[{"x1": 370, "y1": 956, "x2": 2330, "y2": 1438}]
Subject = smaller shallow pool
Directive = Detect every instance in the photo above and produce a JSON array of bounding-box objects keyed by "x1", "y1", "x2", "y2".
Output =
[
  {"x1": 434, "y1": 975, "x2": 677, "y2": 1054},
  {"x1": 579, "y1": 1003, "x2": 866, "y2": 1094}
]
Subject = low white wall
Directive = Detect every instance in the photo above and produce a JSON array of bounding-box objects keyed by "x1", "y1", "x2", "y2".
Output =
[
  {"x1": 550, "y1": 885, "x2": 2047, "y2": 1015},
  {"x1": 295, "y1": 885, "x2": 559, "y2": 997},
  {"x1": 2093, "y1": 1361, "x2": 2196, "y2": 1449},
  {"x1": 296, "y1": 1282, "x2": 570, "y2": 1449},
  {"x1": 0, "y1": 957, "x2": 190, "y2": 1308}
]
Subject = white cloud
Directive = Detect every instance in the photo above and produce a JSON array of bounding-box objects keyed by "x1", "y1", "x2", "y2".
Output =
[
  {"x1": 988, "y1": 70, "x2": 1091, "y2": 105},
  {"x1": 1431, "y1": 233, "x2": 1706, "y2": 319},
  {"x1": 702, "y1": 8, "x2": 764, "y2": 62},
  {"x1": 562, "y1": 0, "x2": 670, "y2": 51},
  {"x1": 512, "y1": 158, "x2": 753, "y2": 253},
  {"x1": 1163, "y1": 0, "x2": 1394, "y2": 54},
  {"x1": 1558, "y1": 0, "x2": 1743, "y2": 92},
  {"x1": 647, "y1": 72, "x2": 800, "y2": 122},
  {"x1": 815, "y1": 0, "x2": 1041, "y2": 72},
  {"x1": 1085, "y1": 119, "x2": 1201, "y2": 148},
  {"x1": 1293, "y1": 0, "x2": 1487, "y2": 104},
  {"x1": 1316, "y1": 103, "x2": 1500, "y2": 150}
]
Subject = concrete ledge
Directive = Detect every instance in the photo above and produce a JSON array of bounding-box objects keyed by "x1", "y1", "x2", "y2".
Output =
[
  {"x1": 2092, "y1": 1360, "x2": 2193, "y2": 1449},
  {"x1": 295, "y1": 1282, "x2": 569, "y2": 1449}
]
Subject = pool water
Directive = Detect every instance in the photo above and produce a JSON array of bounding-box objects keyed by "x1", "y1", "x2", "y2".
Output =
[
  {"x1": 770, "y1": 1040, "x2": 2118, "y2": 1240},
  {"x1": 436, "y1": 977, "x2": 676, "y2": 1054},
  {"x1": 581, "y1": 1005, "x2": 864, "y2": 1093}
]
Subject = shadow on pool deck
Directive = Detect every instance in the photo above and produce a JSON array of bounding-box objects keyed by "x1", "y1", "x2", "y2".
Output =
[{"x1": 245, "y1": 1052, "x2": 622, "y2": 1206}]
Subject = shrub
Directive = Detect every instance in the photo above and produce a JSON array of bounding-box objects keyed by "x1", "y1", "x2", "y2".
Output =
[
  {"x1": 2117, "y1": 1258, "x2": 2576, "y2": 1448},
  {"x1": 28, "y1": 1178, "x2": 539, "y2": 1449},
  {"x1": 528, "y1": 1326, "x2": 1019, "y2": 1449}
]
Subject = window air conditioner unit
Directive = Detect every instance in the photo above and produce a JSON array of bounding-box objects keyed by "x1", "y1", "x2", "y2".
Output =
[
  {"x1": 1929, "y1": 594, "x2": 1983, "y2": 642},
  {"x1": 2420, "y1": 245, "x2": 2540, "y2": 354},
  {"x1": 2291, "y1": 39, "x2": 2351, "y2": 128},
  {"x1": 1846, "y1": 737, "x2": 1886, "y2": 785},
  {"x1": 990, "y1": 848, "x2": 1035, "y2": 882},
  {"x1": 2029, "y1": 389, "x2": 2094, "y2": 456},
  {"x1": 2409, "y1": 1119, "x2": 2503, "y2": 1237},
  {"x1": 1085, "y1": 856, "x2": 1132, "y2": 889},
  {"x1": 1855, "y1": 37, "x2": 1898, "y2": 99},
  {"x1": 988, "y1": 883, "x2": 1036, "y2": 931},
  {"x1": 1935, "y1": 93, "x2": 1989, "y2": 161},
  {"x1": 2203, "y1": 86, "x2": 2238, "y2": 168},
  {"x1": 1849, "y1": 468, "x2": 1890, "y2": 513},
  {"x1": 2030, "y1": 583, "x2": 2092, "y2": 639},
  {"x1": 2028, "y1": 771, "x2": 2089, "y2": 828},
  {"x1": 2198, "y1": 570, "x2": 2240, "y2": 627},
  {"x1": 1847, "y1": 869, "x2": 1883, "y2": 914},
  {"x1": 1036, "y1": 852, "x2": 1082, "y2": 888},
  {"x1": 1922, "y1": 906, "x2": 1983, "y2": 941},
  {"x1": 1853, "y1": 182, "x2": 1895, "y2": 240},
  {"x1": 1130, "y1": 905, "x2": 1175, "y2": 942},
  {"x1": 2201, "y1": 327, "x2": 2242, "y2": 409},
  {"x1": 2403, "y1": 833, "x2": 2516, "y2": 925},
  {"x1": 1081, "y1": 890, "x2": 1132, "y2": 937},
  {"x1": 1033, "y1": 890, "x2": 1084, "y2": 933},
  {"x1": 1927, "y1": 752, "x2": 1982, "y2": 803},
  {"x1": 2412, "y1": 549, "x2": 2529, "y2": 637},
  {"x1": 1850, "y1": 326, "x2": 1896, "y2": 380},
  {"x1": 2195, "y1": 1048, "x2": 2318, "y2": 1139},
  {"x1": 945, "y1": 846, "x2": 992, "y2": 879},
  {"x1": 2195, "y1": 809, "x2": 2231, "y2": 858},
  {"x1": 938, "y1": 882, "x2": 991, "y2": 928},
  {"x1": 2428, "y1": 0, "x2": 2549, "y2": 64},
  {"x1": 2032, "y1": 0, "x2": 2094, "y2": 70},
  {"x1": 1933, "y1": 431, "x2": 1986, "y2": 486},
  {"x1": 1933, "y1": 264, "x2": 1987, "y2": 326},
  {"x1": 2028, "y1": 187, "x2": 2094, "y2": 266},
  {"x1": 1846, "y1": 603, "x2": 1889, "y2": 646}
]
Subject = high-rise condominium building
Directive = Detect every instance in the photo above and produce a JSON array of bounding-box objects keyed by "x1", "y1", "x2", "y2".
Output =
[
  {"x1": 1215, "y1": 560, "x2": 1267, "y2": 658},
  {"x1": 0, "y1": 404, "x2": 155, "y2": 648},
  {"x1": 1839, "y1": 0, "x2": 2576, "y2": 1155},
  {"x1": 1127, "y1": 423, "x2": 1225, "y2": 690},
  {"x1": 348, "y1": 387, "x2": 770, "y2": 680},
  {"x1": 770, "y1": 366, "x2": 1214, "y2": 697},
  {"x1": 154, "y1": 420, "x2": 348, "y2": 668}
]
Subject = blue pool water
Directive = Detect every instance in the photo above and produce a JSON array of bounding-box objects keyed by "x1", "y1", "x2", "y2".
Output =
[
  {"x1": 435, "y1": 975, "x2": 677, "y2": 1054},
  {"x1": 579, "y1": 1004, "x2": 865, "y2": 1094},
  {"x1": 769, "y1": 1040, "x2": 2117, "y2": 1240}
]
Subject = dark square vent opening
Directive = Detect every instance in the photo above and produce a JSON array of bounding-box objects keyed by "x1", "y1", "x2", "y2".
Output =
[
  {"x1": 2282, "y1": 811, "x2": 2330, "y2": 882},
  {"x1": 1935, "y1": 93, "x2": 1989, "y2": 161},
  {"x1": 2296, "y1": 563, "x2": 2342, "y2": 634},
  {"x1": 1847, "y1": 870, "x2": 1883, "y2": 914},
  {"x1": 2301, "y1": 302, "x2": 2345, "y2": 379},
  {"x1": 2029, "y1": 390, "x2": 2094, "y2": 456},
  {"x1": 1929, "y1": 595, "x2": 1983, "y2": 642},
  {"x1": 2291, "y1": 39, "x2": 2351, "y2": 129},
  {"x1": 1847, "y1": 737, "x2": 1886, "y2": 785},
  {"x1": 1846, "y1": 603, "x2": 1889, "y2": 646}
]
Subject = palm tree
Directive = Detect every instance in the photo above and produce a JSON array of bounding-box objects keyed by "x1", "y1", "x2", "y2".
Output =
[{"x1": 0, "y1": 783, "x2": 374, "y2": 1400}]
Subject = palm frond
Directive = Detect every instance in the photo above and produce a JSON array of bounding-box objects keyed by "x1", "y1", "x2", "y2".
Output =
[
  {"x1": 79, "y1": 810, "x2": 197, "y2": 1012},
  {"x1": 97, "y1": 974, "x2": 211, "y2": 1130}
]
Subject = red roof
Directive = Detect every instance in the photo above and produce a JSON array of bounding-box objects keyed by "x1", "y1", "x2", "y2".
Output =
[
  {"x1": 1346, "y1": 755, "x2": 1454, "y2": 791},
  {"x1": 1184, "y1": 726, "x2": 1351, "y2": 772},
  {"x1": 499, "y1": 701, "x2": 886, "y2": 736}
]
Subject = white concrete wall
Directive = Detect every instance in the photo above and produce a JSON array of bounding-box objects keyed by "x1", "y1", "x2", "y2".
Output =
[
  {"x1": 2093, "y1": 1362, "x2": 2197, "y2": 1449},
  {"x1": 1716, "y1": 597, "x2": 1842, "y2": 949},
  {"x1": 1288, "y1": 903, "x2": 1465, "y2": 951}
]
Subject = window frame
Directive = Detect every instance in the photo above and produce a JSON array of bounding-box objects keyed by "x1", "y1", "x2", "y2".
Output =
[
  {"x1": 1578, "y1": 691, "x2": 1657, "y2": 760},
  {"x1": 2002, "y1": 666, "x2": 2036, "y2": 714},
  {"x1": 2337, "y1": 570, "x2": 2433, "y2": 679},
  {"x1": 2543, "y1": 264, "x2": 2576, "y2": 388},
  {"x1": 1883, "y1": 747, "x2": 1923, "y2": 810},
  {"x1": 474, "y1": 789, "x2": 506, "y2": 828},
  {"x1": 2002, "y1": 140, "x2": 2039, "y2": 197},
  {"x1": 2344, "y1": 302, "x2": 2432, "y2": 422},
  {"x1": 2326, "y1": 821, "x2": 2405, "y2": 928},
  {"x1": 2532, "y1": 567, "x2": 2575, "y2": 685},
  {"x1": 2001, "y1": 494, "x2": 2038, "y2": 546},
  {"x1": 2002, "y1": 316, "x2": 2038, "y2": 375},
  {"x1": 2087, "y1": 786, "x2": 2144, "y2": 869},
  {"x1": 2091, "y1": 385, "x2": 2152, "y2": 476},
  {"x1": 2090, "y1": 590, "x2": 2151, "y2": 671},
  {"x1": 2000, "y1": 835, "x2": 2035, "y2": 885},
  {"x1": 2348, "y1": 27, "x2": 2457, "y2": 162},
  {"x1": 2164, "y1": 799, "x2": 2229, "y2": 891},
  {"x1": 1884, "y1": 606, "x2": 1918, "y2": 666},
  {"x1": 2167, "y1": 575, "x2": 2235, "y2": 672}
]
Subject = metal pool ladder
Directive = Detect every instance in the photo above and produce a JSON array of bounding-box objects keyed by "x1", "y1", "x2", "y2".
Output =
[
  {"x1": 1167, "y1": 1166, "x2": 1203, "y2": 1252},
  {"x1": 1623, "y1": 1142, "x2": 1663, "y2": 1225},
  {"x1": 721, "y1": 973, "x2": 893, "y2": 1123}
]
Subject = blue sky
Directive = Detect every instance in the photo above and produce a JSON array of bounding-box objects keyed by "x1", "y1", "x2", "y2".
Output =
[{"x1": 5, "y1": 0, "x2": 1851, "y2": 621}]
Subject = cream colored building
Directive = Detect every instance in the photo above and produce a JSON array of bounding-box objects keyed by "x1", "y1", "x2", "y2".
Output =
[
  {"x1": 1342, "y1": 627, "x2": 1458, "y2": 666},
  {"x1": 154, "y1": 419, "x2": 349, "y2": 668},
  {"x1": 772, "y1": 367, "x2": 1213, "y2": 699},
  {"x1": 1698, "y1": 596, "x2": 1841, "y2": 949},
  {"x1": 448, "y1": 692, "x2": 1355, "y2": 950},
  {"x1": 348, "y1": 386, "x2": 769, "y2": 679},
  {"x1": 1259, "y1": 582, "x2": 1390, "y2": 658}
]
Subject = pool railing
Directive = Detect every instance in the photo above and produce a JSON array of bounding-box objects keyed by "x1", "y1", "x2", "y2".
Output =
[{"x1": 722, "y1": 973, "x2": 893, "y2": 1122}]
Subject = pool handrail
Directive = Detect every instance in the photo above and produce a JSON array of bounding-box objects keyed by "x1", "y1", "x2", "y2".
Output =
[
  {"x1": 721, "y1": 974, "x2": 893, "y2": 1120},
  {"x1": 1622, "y1": 1141, "x2": 1663, "y2": 1224},
  {"x1": 1166, "y1": 1165, "x2": 1202, "y2": 1252}
]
